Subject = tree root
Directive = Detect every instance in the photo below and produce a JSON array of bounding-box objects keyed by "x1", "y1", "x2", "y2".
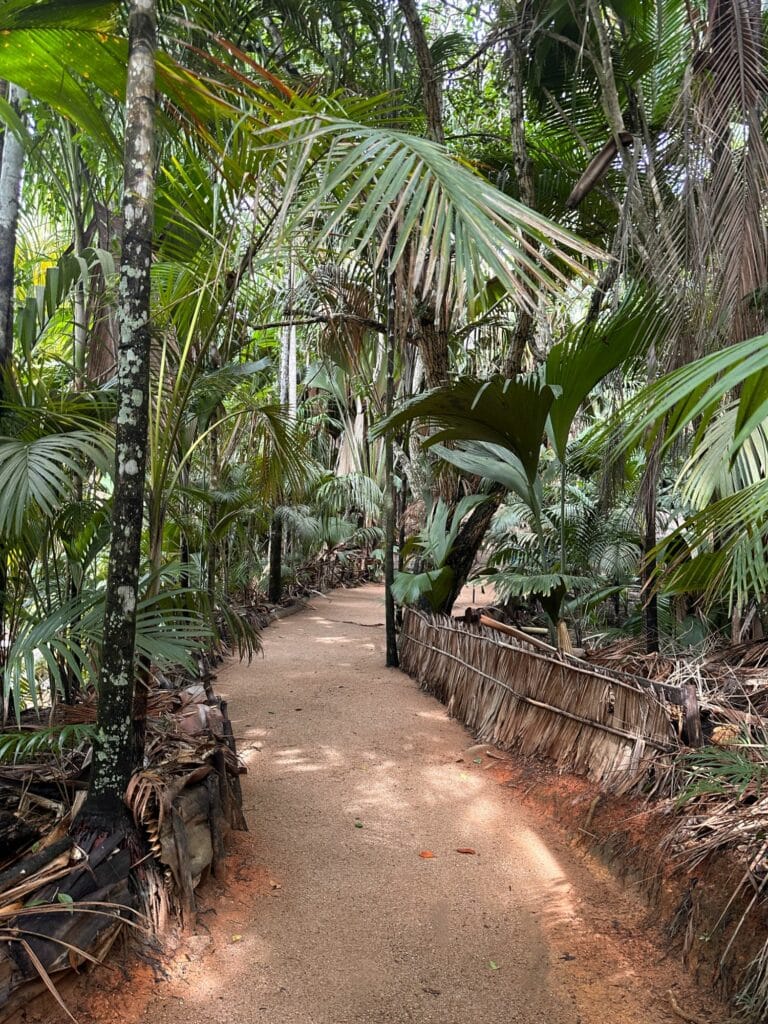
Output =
[{"x1": 667, "y1": 991, "x2": 712, "y2": 1024}]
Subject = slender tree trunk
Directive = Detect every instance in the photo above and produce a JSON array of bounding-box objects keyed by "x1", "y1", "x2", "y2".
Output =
[
  {"x1": 66, "y1": 151, "x2": 89, "y2": 703},
  {"x1": 642, "y1": 496, "x2": 659, "y2": 654},
  {"x1": 268, "y1": 516, "x2": 283, "y2": 605},
  {"x1": 268, "y1": 266, "x2": 296, "y2": 606},
  {"x1": 207, "y1": 430, "x2": 219, "y2": 609},
  {"x1": 642, "y1": 442, "x2": 660, "y2": 654},
  {"x1": 427, "y1": 6, "x2": 542, "y2": 612},
  {"x1": 0, "y1": 83, "x2": 24, "y2": 373},
  {"x1": 286, "y1": 258, "x2": 297, "y2": 418},
  {"x1": 0, "y1": 83, "x2": 24, "y2": 724},
  {"x1": 80, "y1": 0, "x2": 156, "y2": 827},
  {"x1": 384, "y1": 247, "x2": 399, "y2": 667},
  {"x1": 502, "y1": 1, "x2": 538, "y2": 375},
  {"x1": 397, "y1": 0, "x2": 444, "y2": 144}
]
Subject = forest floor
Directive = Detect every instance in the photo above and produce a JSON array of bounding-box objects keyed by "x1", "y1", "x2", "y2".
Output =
[{"x1": 28, "y1": 583, "x2": 726, "y2": 1024}]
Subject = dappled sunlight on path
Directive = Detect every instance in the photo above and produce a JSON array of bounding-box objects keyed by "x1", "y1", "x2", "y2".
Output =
[{"x1": 121, "y1": 585, "x2": 712, "y2": 1024}]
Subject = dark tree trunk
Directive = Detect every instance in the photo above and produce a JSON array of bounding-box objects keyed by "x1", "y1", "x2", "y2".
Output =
[
  {"x1": 268, "y1": 516, "x2": 282, "y2": 605},
  {"x1": 416, "y1": 314, "x2": 451, "y2": 388},
  {"x1": 397, "y1": 0, "x2": 444, "y2": 144},
  {"x1": 80, "y1": 0, "x2": 156, "y2": 827},
  {"x1": 180, "y1": 531, "x2": 190, "y2": 589},
  {"x1": 384, "y1": 252, "x2": 399, "y2": 668},
  {"x1": 642, "y1": 488, "x2": 659, "y2": 654}
]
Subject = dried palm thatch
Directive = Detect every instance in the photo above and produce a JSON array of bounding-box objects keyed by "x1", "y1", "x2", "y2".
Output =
[
  {"x1": 0, "y1": 830, "x2": 148, "y2": 1024},
  {"x1": 664, "y1": 728, "x2": 768, "y2": 1021},
  {"x1": 399, "y1": 609, "x2": 678, "y2": 794},
  {"x1": 0, "y1": 670, "x2": 247, "y2": 1021}
]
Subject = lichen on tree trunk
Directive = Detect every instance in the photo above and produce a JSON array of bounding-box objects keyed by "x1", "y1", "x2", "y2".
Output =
[{"x1": 81, "y1": 0, "x2": 157, "y2": 826}]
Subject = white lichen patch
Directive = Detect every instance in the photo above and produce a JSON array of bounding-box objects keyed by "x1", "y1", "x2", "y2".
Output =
[{"x1": 117, "y1": 585, "x2": 136, "y2": 615}]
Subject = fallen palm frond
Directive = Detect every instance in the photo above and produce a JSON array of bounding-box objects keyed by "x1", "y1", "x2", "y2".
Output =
[
  {"x1": 0, "y1": 657, "x2": 248, "y2": 1020},
  {"x1": 662, "y1": 726, "x2": 768, "y2": 1010},
  {"x1": 399, "y1": 608, "x2": 677, "y2": 794},
  {"x1": 0, "y1": 831, "x2": 145, "y2": 1024}
]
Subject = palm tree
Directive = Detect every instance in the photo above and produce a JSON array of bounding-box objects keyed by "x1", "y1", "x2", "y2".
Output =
[
  {"x1": 0, "y1": 0, "x2": 607, "y2": 831},
  {"x1": 374, "y1": 305, "x2": 643, "y2": 623},
  {"x1": 74, "y1": 0, "x2": 157, "y2": 829}
]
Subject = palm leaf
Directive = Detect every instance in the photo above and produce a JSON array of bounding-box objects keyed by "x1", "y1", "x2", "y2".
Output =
[
  {"x1": 372, "y1": 376, "x2": 558, "y2": 484},
  {"x1": 0, "y1": 430, "x2": 113, "y2": 535},
  {"x1": 432, "y1": 440, "x2": 542, "y2": 508}
]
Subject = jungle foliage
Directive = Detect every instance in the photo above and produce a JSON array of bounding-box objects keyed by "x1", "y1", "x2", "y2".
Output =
[{"x1": 0, "y1": 0, "x2": 765, "y2": 817}]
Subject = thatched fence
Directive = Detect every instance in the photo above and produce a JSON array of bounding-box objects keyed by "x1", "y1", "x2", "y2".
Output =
[{"x1": 399, "y1": 609, "x2": 681, "y2": 794}]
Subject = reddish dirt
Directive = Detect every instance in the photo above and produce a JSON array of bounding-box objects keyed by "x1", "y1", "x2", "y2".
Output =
[{"x1": 24, "y1": 585, "x2": 731, "y2": 1024}]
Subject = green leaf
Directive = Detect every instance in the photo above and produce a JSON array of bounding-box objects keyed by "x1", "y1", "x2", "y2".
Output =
[
  {"x1": 373, "y1": 376, "x2": 558, "y2": 484},
  {"x1": 392, "y1": 567, "x2": 455, "y2": 611},
  {"x1": 432, "y1": 441, "x2": 541, "y2": 509},
  {"x1": 545, "y1": 298, "x2": 651, "y2": 461},
  {"x1": 0, "y1": 28, "x2": 123, "y2": 153},
  {"x1": 0, "y1": 430, "x2": 113, "y2": 536},
  {"x1": 0, "y1": 1, "x2": 117, "y2": 30}
]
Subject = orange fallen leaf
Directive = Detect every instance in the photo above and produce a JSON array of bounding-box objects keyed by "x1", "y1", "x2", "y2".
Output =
[
  {"x1": 419, "y1": 850, "x2": 436, "y2": 859},
  {"x1": 456, "y1": 848, "x2": 477, "y2": 855}
]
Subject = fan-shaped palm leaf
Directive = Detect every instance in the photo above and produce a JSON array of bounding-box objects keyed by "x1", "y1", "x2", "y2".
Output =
[{"x1": 0, "y1": 430, "x2": 112, "y2": 535}]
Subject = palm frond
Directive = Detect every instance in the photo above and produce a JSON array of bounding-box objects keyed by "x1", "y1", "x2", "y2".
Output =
[{"x1": 0, "y1": 430, "x2": 112, "y2": 536}]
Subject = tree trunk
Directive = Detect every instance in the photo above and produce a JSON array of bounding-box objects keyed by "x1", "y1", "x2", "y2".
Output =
[
  {"x1": 384, "y1": 251, "x2": 399, "y2": 667},
  {"x1": 0, "y1": 83, "x2": 24, "y2": 724},
  {"x1": 80, "y1": 0, "x2": 156, "y2": 828},
  {"x1": 397, "y1": 0, "x2": 444, "y2": 144},
  {"x1": 267, "y1": 516, "x2": 282, "y2": 605},
  {"x1": 0, "y1": 83, "x2": 24, "y2": 373},
  {"x1": 66, "y1": 154, "x2": 89, "y2": 703},
  {"x1": 436, "y1": 487, "x2": 505, "y2": 613},
  {"x1": 397, "y1": 0, "x2": 451, "y2": 399},
  {"x1": 267, "y1": 272, "x2": 297, "y2": 607},
  {"x1": 502, "y1": 2, "x2": 537, "y2": 375},
  {"x1": 642, "y1": 439, "x2": 660, "y2": 654},
  {"x1": 286, "y1": 258, "x2": 297, "y2": 418},
  {"x1": 642, "y1": 491, "x2": 659, "y2": 654},
  {"x1": 206, "y1": 429, "x2": 219, "y2": 611}
]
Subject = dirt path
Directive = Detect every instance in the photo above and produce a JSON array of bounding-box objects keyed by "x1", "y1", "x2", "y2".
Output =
[{"x1": 47, "y1": 584, "x2": 723, "y2": 1024}]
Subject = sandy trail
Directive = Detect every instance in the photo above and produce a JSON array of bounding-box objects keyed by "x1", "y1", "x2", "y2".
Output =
[{"x1": 120, "y1": 584, "x2": 717, "y2": 1024}]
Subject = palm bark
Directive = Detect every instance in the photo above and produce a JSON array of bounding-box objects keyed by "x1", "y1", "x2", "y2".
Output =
[
  {"x1": 384, "y1": 250, "x2": 398, "y2": 667},
  {"x1": 0, "y1": 83, "x2": 24, "y2": 723},
  {"x1": 438, "y1": 487, "x2": 505, "y2": 613},
  {"x1": 267, "y1": 270, "x2": 296, "y2": 606},
  {"x1": 81, "y1": 0, "x2": 156, "y2": 826},
  {"x1": 397, "y1": 0, "x2": 444, "y2": 144}
]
